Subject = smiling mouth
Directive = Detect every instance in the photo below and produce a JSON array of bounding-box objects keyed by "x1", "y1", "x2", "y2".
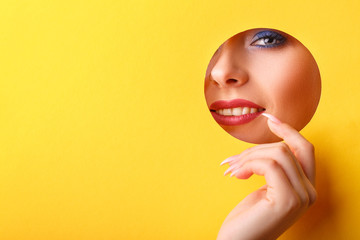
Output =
[
  {"x1": 211, "y1": 107, "x2": 265, "y2": 116},
  {"x1": 209, "y1": 99, "x2": 266, "y2": 126}
]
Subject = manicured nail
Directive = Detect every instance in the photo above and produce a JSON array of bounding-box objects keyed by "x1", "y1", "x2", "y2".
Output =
[
  {"x1": 262, "y1": 113, "x2": 282, "y2": 124},
  {"x1": 230, "y1": 169, "x2": 240, "y2": 177},
  {"x1": 224, "y1": 165, "x2": 237, "y2": 176},
  {"x1": 220, "y1": 158, "x2": 232, "y2": 166}
]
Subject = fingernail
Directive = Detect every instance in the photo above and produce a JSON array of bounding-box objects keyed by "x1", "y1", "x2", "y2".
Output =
[
  {"x1": 224, "y1": 165, "x2": 237, "y2": 176},
  {"x1": 230, "y1": 169, "x2": 240, "y2": 177},
  {"x1": 220, "y1": 158, "x2": 232, "y2": 166},
  {"x1": 262, "y1": 113, "x2": 282, "y2": 124}
]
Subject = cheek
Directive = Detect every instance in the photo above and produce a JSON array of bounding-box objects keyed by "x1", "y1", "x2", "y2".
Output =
[
  {"x1": 204, "y1": 81, "x2": 217, "y2": 107},
  {"x1": 251, "y1": 51, "x2": 320, "y2": 130},
  {"x1": 204, "y1": 57, "x2": 221, "y2": 107}
]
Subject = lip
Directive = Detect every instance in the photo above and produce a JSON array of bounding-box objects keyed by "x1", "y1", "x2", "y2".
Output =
[
  {"x1": 210, "y1": 99, "x2": 264, "y2": 110},
  {"x1": 209, "y1": 99, "x2": 265, "y2": 126}
]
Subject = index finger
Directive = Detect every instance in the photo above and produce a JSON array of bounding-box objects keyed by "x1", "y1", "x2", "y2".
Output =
[{"x1": 262, "y1": 113, "x2": 315, "y2": 184}]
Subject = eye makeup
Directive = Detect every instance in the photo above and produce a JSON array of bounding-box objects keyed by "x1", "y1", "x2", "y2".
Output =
[
  {"x1": 250, "y1": 30, "x2": 287, "y2": 48},
  {"x1": 205, "y1": 28, "x2": 321, "y2": 143}
]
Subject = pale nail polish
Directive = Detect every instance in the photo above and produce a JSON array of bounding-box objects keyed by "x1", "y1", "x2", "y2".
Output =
[
  {"x1": 220, "y1": 158, "x2": 232, "y2": 166},
  {"x1": 262, "y1": 113, "x2": 282, "y2": 124},
  {"x1": 224, "y1": 165, "x2": 237, "y2": 176},
  {"x1": 230, "y1": 169, "x2": 240, "y2": 177}
]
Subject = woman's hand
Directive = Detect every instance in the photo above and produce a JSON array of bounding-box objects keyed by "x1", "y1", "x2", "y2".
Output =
[{"x1": 217, "y1": 114, "x2": 317, "y2": 240}]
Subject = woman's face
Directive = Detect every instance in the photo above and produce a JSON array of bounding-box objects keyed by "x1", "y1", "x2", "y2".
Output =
[{"x1": 204, "y1": 28, "x2": 321, "y2": 144}]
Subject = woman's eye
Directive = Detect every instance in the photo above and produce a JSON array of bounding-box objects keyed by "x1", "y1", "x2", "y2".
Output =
[
  {"x1": 250, "y1": 30, "x2": 286, "y2": 48},
  {"x1": 255, "y1": 37, "x2": 278, "y2": 45}
]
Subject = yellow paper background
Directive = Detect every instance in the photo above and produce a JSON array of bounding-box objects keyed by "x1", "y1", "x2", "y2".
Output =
[{"x1": 1, "y1": 0, "x2": 359, "y2": 239}]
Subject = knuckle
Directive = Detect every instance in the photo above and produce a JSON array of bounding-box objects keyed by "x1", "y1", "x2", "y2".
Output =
[
  {"x1": 266, "y1": 159, "x2": 280, "y2": 170},
  {"x1": 300, "y1": 194, "x2": 310, "y2": 207},
  {"x1": 308, "y1": 187, "x2": 318, "y2": 206},
  {"x1": 303, "y1": 141, "x2": 315, "y2": 153},
  {"x1": 274, "y1": 143, "x2": 289, "y2": 155},
  {"x1": 293, "y1": 141, "x2": 314, "y2": 159},
  {"x1": 278, "y1": 141, "x2": 288, "y2": 149},
  {"x1": 284, "y1": 194, "x2": 303, "y2": 212},
  {"x1": 307, "y1": 142, "x2": 315, "y2": 152}
]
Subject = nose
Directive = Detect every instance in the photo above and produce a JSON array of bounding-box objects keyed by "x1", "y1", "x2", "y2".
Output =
[{"x1": 209, "y1": 48, "x2": 249, "y2": 88}]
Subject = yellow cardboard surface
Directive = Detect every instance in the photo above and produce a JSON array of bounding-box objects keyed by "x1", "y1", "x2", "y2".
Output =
[{"x1": 1, "y1": 1, "x2": 359, "y2": 239}]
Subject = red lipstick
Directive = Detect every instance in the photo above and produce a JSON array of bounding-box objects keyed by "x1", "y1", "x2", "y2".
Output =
[{"x1": 210, "y1": 99, "x2": 265, "y2": 126}]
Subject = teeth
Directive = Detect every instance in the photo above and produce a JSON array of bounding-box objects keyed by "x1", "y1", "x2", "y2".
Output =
[
  {"x1": 232, "y1": 107, "x2": 242, "y2": 116},
  {"x1": 223, "y1": 109, "x2": 232, "y2": 116},
  {"x1": 242, "y1": 107, "x2": 250, "y2": 115},
  {"x1": 216, "y1": 107, "x2": 263, "y2": 116}
]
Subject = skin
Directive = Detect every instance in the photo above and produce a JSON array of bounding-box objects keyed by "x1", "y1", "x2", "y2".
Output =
[
  {"x1": 204, "y1": 29, "x2": 319, "y2": 238},
  {"x1": 217, "y1": 115, "x2": 316, "y2": 240},
  {"x1": 204, "y1": 28, "x2": 321, "y2": 144}
]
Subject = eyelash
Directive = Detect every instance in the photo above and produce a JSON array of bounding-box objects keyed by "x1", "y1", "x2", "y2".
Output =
[{"x1": 250, "y1": 31, "x2": 286, "y2": 48}]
